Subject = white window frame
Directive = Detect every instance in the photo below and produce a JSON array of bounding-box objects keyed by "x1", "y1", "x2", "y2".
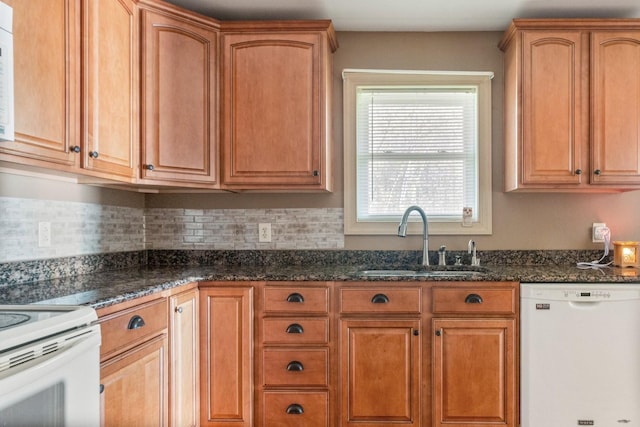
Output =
[{"x1": 343, "y1": 69, "x2": 493, "y2": 235}]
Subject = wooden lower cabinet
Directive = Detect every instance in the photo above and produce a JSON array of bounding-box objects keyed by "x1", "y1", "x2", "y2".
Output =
[
  {"x1": 100, "y1": 334, "x2": 169, "y2": 427},
  {"x1": 432, "y1": 319, "x2": 516, "y2": 427},
  {"x1": 170, "y1": 288, "x2": 199, "y2": 427},
  {"x1": 199, "y1": 286, "x2": 253, "y2": 427},
  {"x1": 431, "y1": 283, "x2": 518, "y2": 427},
  {"x1": 98, "y1": 297, "x2": 169, "y2": 427},
  {"x1": 339, "y1": 319, "x2": 421, "y2": 427},
  {"x1": 258, "y1": 283, "x2": 332, "y2": 426}
]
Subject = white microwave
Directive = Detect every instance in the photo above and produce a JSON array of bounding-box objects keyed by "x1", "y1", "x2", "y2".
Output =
[{"x1": 0, "y1": 0, "x2": 13, "y2": 141}]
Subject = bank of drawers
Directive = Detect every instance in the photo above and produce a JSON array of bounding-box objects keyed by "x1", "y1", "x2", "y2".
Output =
[{"x1": 260, "y1": 283, "x2": 330, "y2": 426}]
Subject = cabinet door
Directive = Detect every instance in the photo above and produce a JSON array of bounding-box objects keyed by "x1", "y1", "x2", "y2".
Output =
[
  {"x1": 140, "y1": 8, "x2": 218, "y2": 185},
  {"x1": 200, "y1": 287, "x2": 253, "y2": 427},
  {"x1": 339, "y1": 319, "x2": 421, "y2": 427},
  {"x1": 591, "y1": 31, "x2": 640, "y2": 185},
  {"x1": 82, "y1": 0, "x2": 137, "y2": 178},
  {"x1": 101, "y1": 334, "x2": 169, "y2": 427},
  {"x1": 221, "y1": 32, "x2": 330, "y2": 189},
  {"x1": 432, "y1": 319, "x2": 516, "y2": 427},
  {"x1": 521, "y1": 31, "x2": 584, "y2": 186},
  {"x1": 0, "y1": 0, "x2": 79, "y2": 167},
  {"x1": 170, "y1": 289, "x2": 199, "y2": 427}
]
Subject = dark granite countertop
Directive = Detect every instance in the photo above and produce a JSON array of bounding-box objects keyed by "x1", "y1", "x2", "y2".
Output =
[{"x1": 2, "y1": 262, "x2": 640, "y2": 310}]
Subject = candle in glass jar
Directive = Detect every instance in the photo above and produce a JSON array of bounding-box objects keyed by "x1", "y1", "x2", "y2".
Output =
[{"x1": 613, "y1": 241, "x2": 640, "y2": 267}]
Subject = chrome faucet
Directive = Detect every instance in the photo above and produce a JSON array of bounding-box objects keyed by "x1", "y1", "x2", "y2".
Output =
[
  {"x1": 468, "y1": 239, "x2": 479, "y2": 266},
  {"x1": 398, "y1": 205, "x2": 429, "y2": 266}
]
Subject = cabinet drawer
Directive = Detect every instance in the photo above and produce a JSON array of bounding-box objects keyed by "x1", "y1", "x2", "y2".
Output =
[
  {"x1": 263, "y1": 348, "x2": 329, "y2": 387},
  {"x1": 263, "y1": 318, "x2": 329, "y2": 344},
  {"x1": 432, "y1": 287, "x2": 516, "y2": 314},
  {"x1": 264, "y1": 286, "x2": 329, "y2": 314},
  {"x1": 339, "y1": 288, "x2": 422, "y2": 314},
  {"x1": 262, "y1": 391, "x2": 328, "y2": 427},
  {"x1": 100, "y1": 298, "x2": 168, "y2": 358}
]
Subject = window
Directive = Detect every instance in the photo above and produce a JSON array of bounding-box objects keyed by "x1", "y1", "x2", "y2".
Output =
[{"x1": 343, "y1": 69, "x2": 493, "y2": 235}]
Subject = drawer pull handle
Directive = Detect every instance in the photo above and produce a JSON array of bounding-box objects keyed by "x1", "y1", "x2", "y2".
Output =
[
  {"x1": 286, "y1": 361, "x2": 304, "y2": 372},
  {"x1": 371, "y1": 293, "x2": 390, "y2": 304},
  {"x1": 286, "y1": 293, "x2": 305, "y2": 303},
  {"x1": 286, "y1": 323, "x2": 304, "y2": 334},
  {"x1": 286, "y1": 403, "x2": 304, "y2": 415},
  {"x1": 127, "y1": 315, "x2": 146, "y2": 330},
  {"x1": 99, "y1": 384, "x2": 104, "y2": 394},
  {"x1": 464, "y1": 293, "x2": 483, "y2": 304}
]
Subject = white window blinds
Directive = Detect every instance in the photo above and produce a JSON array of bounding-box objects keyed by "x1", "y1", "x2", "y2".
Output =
[{"x1": 356, "y1": 87, "x2": 478, "y2": 222}]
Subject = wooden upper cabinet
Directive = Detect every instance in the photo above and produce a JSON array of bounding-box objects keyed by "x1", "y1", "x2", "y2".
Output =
[
  {"x1": 591, "y1": 31, "x2": 640, "y2": 184},
  {"x1": 139, "y1": 3, "x2": 219, "y2": 186},
  {"x1": 520, "y1": 31, "x2": 584, "y2": 186},
  {"x1": 220, "y1": 22, "x2": 337, "y2": 191},
  {"x1": 81, "y1": 0, "x2": 138, "y2": 179},
  {"x1": 500, "y1": 19, "x2": 640, "y2": 191},
  {"x1": 0, "y1": 0, "x2": 80, "y2": 168}
]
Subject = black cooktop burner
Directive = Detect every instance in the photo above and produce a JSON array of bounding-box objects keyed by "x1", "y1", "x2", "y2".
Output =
[{"x1": 0, "y1": 313, "x2": 31, "y2": 329}]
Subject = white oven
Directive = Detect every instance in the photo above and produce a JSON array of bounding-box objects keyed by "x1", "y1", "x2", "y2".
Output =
[{"x1": 0, "y1": 305, "x2": 101, "y2": 427}]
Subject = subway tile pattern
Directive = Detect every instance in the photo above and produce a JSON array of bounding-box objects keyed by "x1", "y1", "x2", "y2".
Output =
[
  {"x1": 0, "y1": 197, "x2": 345, "y2": 264},
  {"x1": 0, "y1": 197, "x2": 145, "y2": 263},
  {"x1": 144, "y1": 207, "x2": 344, "y2": 250}
]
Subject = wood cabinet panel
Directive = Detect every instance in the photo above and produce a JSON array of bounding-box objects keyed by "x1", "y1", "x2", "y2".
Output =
[
  {"x1": 340, "y1": 319, "x2": 421, "y2": 426},
  {"x1": 262, "y1": 317, "x2": 329, "y2": 345},
  {"x1": 262, "y1": 391, "x2": 328, "y2": 427},
  {"x1": 263, "y1": 285, "x2": 329, "y2": 314},
  {"x1": 199, "y1": 287, "x2": 253, "y2": 427},
  {"x1": 220, "y1": 23, "x2": 335, "y2": 191},
  {"x1": 339, "y1": 287, "x2": 422, "y2": 314},
  {"x1": 100, "y1": 333, "x2": 168, "y2": 427},
  {"x1": 169, "y1": 289, "x2": 199, "y2": 427},
  {"x1": 432, "y1": 286, "x2": 516, "y2": 315},
  {"x1": 262, "y1": 348, "x2": 329, "y2": 387},
  {"x1": 432, "y1": 318, "x2": 516, "y2": 427},
  {"x1": 521, "y1": 31, "x2": 584, "y2": 186},
  {"x1": 99, "y1": 298, "x2": 168, "y2": 360},
  {"x1": 591, "y1": 31, "x2": 640, "y2": 184},
  {"x1": 81, "y1": 0, "x2": 137, "y2": 178},
  {"x1": 0, "y1": 0, "x2": 79, "y2": 167},
  {"x1": 140, "y1": 6, "x2": 219, "y2": 185}
]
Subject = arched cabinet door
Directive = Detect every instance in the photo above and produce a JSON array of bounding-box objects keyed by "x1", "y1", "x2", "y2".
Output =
[
  {"x1": 220, "y1": 22, "x2": 337, "y2": 191},
  {"x1": 82, "y1": 0, "x2": 138, "y2": 179},
  {"x1": 591, "y1": 31, "x2": 640, "y2": 185},
  {"x1": 139, "y1": 5, "x2": 219, "y2": 187}
]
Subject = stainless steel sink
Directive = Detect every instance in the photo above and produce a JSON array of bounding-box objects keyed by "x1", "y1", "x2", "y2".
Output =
[{"x1": 356, "y1": 268, "x2": 487, "y2": 278}]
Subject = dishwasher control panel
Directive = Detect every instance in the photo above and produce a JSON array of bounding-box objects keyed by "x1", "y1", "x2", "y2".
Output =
[{"x1": 521, "y1": 283, "x2": 640, "y2": 302}]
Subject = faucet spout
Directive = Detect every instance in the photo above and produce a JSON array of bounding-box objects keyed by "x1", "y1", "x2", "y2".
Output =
[
  {"x1": 398, "y1": 205, "x2": 429, "y2": 266},
  {"x1": 468, "y1": 239, "x2": 478, "y2": 266}
]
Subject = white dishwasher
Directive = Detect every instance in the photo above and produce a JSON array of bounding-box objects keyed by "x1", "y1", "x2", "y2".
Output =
[{"x1": 521, "y1": 283, "x2": 640, "y2": 427}]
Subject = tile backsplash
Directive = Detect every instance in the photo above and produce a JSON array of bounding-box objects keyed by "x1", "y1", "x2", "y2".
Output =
[
  {"x1": 0, "y1": 197, "x2": 145, "y2": 263},
  {"x1": 0, "y1": 197, "x2": 345, "y2": 263},
  {"x1": 144, "y1": 207, "x2": 344, "y2": 250}
]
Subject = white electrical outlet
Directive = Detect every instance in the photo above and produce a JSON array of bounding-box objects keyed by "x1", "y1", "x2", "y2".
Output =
[
  {"x1": 38, "y1": 221, "x2": 51, "y2": 247},
  {"x1": 592, "y1": 222, "x2": 608, "y2": 243},
  {"x1": 259, "y1": 223, "x2": 272, "y2": 242}
]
